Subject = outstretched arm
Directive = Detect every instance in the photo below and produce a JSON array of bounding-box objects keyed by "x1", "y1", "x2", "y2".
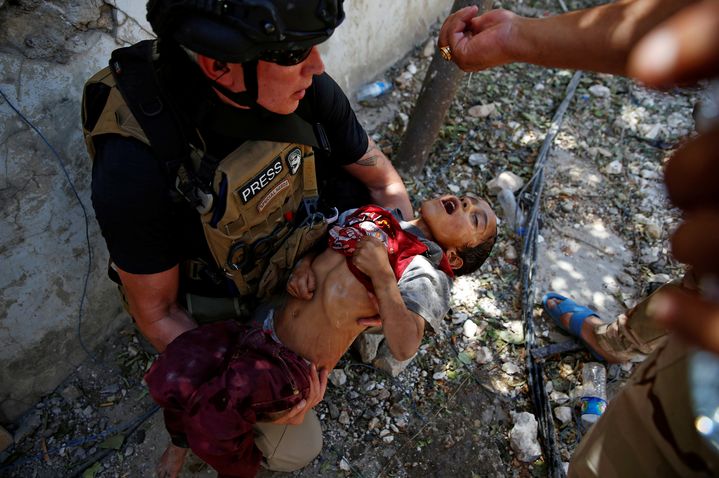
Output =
[
  {"x1": 344, "y1": 137, "x2": 413, "y2": 220},
  {"x1": 352, "y1": 237, "x2": 424, "y2": 361},
  {"x1": 439, "y1": 0, "x2": 690, "y2": 75}
]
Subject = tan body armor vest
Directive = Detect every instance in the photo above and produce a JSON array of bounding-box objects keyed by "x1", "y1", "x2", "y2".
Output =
[{"x1": 82, "y1": 66, "x2": 328, "y2": 297}]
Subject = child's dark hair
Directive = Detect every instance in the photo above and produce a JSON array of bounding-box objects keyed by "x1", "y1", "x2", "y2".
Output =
[{"x1": 454, "y1": 229, "x2": 498, "y2": 276}]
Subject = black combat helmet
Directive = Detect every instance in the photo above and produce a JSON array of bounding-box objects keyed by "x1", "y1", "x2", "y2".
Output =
[{"x1": 146, "y1": 0, "x2": 345, "y2": 64}]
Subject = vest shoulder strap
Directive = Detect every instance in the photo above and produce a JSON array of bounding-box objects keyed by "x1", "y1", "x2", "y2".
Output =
[{"x1": 109, "y1": 40, "x2": 188, "y2": 178}]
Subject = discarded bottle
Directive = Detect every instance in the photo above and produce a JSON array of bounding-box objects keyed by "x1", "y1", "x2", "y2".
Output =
[
  {"x1": 356, "y1": 80, "x2": 392, "y2": 103},
  {"x1": 580, "y1": 362, "x2": 607, "y2": 425},
  {"x1": 496, "y1": 188, "x2": 526, "y2": 236}
]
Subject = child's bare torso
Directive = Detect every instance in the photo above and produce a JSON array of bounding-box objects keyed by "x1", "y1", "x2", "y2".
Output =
[{"x1": 275, "y1": 248, "x2": 378, "y2": 370}]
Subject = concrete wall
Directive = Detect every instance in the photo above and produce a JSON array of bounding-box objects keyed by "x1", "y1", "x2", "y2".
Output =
[{"x1": 0, "y1": 1, "x2": 450, "y2": 423}]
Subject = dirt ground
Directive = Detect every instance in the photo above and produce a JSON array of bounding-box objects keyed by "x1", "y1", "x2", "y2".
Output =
[{"x1": 0, "y1": 0, "x2": 698, "y2": 476}]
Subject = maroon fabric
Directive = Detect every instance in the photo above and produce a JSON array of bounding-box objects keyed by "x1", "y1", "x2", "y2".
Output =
[
  {"x1": 328, "y1": 205, "x2": 454, "y2": 291},
  {"x1": 145, "y1": 321, "x2": 311, "y2": 478}
]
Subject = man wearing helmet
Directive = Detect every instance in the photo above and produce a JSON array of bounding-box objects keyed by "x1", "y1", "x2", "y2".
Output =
[{"x1": 81, "y1": 0, "x2": 412, "y2": 475}]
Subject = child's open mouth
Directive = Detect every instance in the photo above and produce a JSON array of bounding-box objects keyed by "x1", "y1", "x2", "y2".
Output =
[{"x1": 442, "y1": 197, "x2": 458, "y2": 214}]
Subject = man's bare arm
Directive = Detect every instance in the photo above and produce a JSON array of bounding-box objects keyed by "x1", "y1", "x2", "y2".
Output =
[
  {"x1": 352, "y1": 237, "x2": 424, "y2": 361},
  {"x1": 439, "y1": 0, "x2": 691, "y2": 76},
  {"x1": 117, "y1": 265, "x2": 197, "y2": 352},
  {"x1": 343, "y1": 137, "x2": 413, "y2": 219}
]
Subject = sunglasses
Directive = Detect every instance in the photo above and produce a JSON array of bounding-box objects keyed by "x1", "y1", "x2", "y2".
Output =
[{"x1": 258, "y1": 47, "x2": 313, "y2": 66}]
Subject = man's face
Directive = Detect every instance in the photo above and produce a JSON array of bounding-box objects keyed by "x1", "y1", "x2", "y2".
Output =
[
  {"x1": 256, "y1": 46, "x2": 325, "y2": 114},
  {"x1": 420, "y1": 195, "x2": 497, "y2": 251}
]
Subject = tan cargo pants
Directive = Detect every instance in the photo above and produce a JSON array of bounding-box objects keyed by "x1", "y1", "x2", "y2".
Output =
[
  {"x1": 569, "y1": 336, "x2": 719, "y2": 477},
  {"x1": 569, "y1": 273, "x2": 719, "y2": 476},
  {"x1": 592, "y1": 279, "x2": 691, "y2": 363}
]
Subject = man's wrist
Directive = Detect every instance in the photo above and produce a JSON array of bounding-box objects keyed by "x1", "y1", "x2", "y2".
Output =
[{"x1": 504, "y1": 15, "x2": 532, "y2": 65}]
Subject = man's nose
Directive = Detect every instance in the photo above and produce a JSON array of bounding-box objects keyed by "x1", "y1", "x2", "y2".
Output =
[{"x1": 302, "y1": 46, "x2": 325, "y2": 75}]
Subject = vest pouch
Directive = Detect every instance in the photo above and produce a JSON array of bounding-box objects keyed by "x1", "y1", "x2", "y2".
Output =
[
  {"x1": 201, "y1": 141, "x2": 312, "y2": 296},
  {"x1": 256, "y1": 212, "x2": 330, "y2": 298}
]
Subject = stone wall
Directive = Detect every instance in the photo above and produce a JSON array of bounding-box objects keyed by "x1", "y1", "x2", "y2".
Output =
[{"x1": 0, "y1": 0, "x2": 449, "y2": 423}]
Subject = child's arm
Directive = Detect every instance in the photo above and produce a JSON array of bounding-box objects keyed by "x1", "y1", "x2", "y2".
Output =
[{"x1": 352, "y1": 236, "x2": 424, "y2": 361}]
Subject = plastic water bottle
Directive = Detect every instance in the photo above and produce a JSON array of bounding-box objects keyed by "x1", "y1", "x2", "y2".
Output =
[
  {"x1": 356, "y1": 80, "x2": 392, "y2": 103},
  {"x1": 496, "y1": 188, "x2": 525, "y2": 236},
  {"x1": 580, "y1": 362, "x2": 607, "y2": 425}
]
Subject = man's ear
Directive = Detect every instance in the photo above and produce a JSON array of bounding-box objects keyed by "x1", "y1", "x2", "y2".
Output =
[
  {"x1": 446, "y1": 249, "x2": 464, "y2": 270},
  {"x1": 197, "y1": 55, "x2": 232, "y2": 85}
]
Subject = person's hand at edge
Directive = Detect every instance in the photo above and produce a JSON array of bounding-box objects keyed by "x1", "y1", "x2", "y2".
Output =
[
  {"x1": 628, "y1": 0, "x2": 719, "y2": 87},
  {"x1": 270, "y1": 363, "x2": 328, "y2": 426}
]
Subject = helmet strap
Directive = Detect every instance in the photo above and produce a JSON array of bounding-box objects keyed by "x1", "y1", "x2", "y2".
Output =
[{"x1": 207, "y1": 60, "x2": 259, "y2": 108}]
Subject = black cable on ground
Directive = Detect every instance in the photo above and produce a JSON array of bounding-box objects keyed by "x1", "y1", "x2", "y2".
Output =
[
  {"x1": 519, "y1": 71, "x2": 583, "y2": 478},
  {"x1": 0, "y1": 404, "x2": 160, "y2": 473}
]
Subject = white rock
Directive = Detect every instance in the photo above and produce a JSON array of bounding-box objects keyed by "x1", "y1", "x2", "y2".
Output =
[
  {"x1": 422, "y1": 38, "x2": 435, "y2": 58},
  {"x1": 368, "y1": 417, "x2": 380, "y2": 430},
  {"x1": 487, "y1": 171, "x2": 524, "y2": 193},
  {"x1": 379, "y1": 429, "x2": 391, "y2": 437},
  {"x1": 448, "y1": 183, "x2": 460, "y2": 193},
  {"x1": 604, "y1": 160, "x2": 623, "y2": 175},
  {"x1": 640, "y1": 168, "x2": 660, "y2": 180},
  {"x1": 339, "y1": 457, "x2": 352, "y2": 471},
  {"x1": 468, "y1": 103, "x2": 497, "y2": 118},
  {"x1": 645, "y1": 222, "x2": 662, "y2": 239},
  {"x1": 463, "y1": 320, "x2": 479, "y2": 338},
  {"x1": 534, "y1": 82, "x2": 545, "y2": 91},
  {"x1": 504, "y1": 245, "x2": 517, "y2": 261},
  {"x1": 339, "y1": 411, "x2": 350, "y2": 425},
  {"x1": 452, "y1": 312, "x2": 469, "y2": 324},
  {"x1": 588, "y1": 84, "x2": 611, "y2": 97},
  {"x1": 406, "y1": 63, "x2": 418, "y2": 75},
  {"x1": 545, "y1": 381, "x2": 554, "y2": 394},
  {"x1": 550, "y1": 391, "x2": 570, "y2": 404},
  {"x1": 554, "y1": 406, "x2": 572, "y2": 425},
  {"x1": 475, "y1": 346, "x2": 492, "y2": 365},
  {"x1": 329, "y1": 369, "x2": 347, "y2": 387},
  {"x1": 432, "y1": 371, "x2": 447, "y2": 380},
  {"x1": 383, "y1": 435, "x2": 395, "y2": 443},
  {"x1": 468, "y1": 153, "x2": 488, "y2": 167},
  {"x1": 510, "y1": 412, "x2": 542, "y2": 462},
  {"x1": 502, "y1": 362, "x2": 521, "y2": 375},
  {"x1": 642, "y1": 123, "x2": 663, "y2": 140}
]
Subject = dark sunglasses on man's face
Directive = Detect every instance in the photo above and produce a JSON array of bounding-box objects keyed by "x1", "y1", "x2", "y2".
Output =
[{"x1": 258, "y1": 47, "x2": 313, "y2": 66}]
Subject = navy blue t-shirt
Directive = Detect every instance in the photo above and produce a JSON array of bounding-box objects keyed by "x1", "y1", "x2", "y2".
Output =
[{"x1": 91, "y1": 71, "x2": 369, "y2": 296}]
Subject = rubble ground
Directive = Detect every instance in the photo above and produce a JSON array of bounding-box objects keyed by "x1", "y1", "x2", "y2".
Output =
[{"x1": 0, "y1": 0, "x2": 696, "y2": 476}]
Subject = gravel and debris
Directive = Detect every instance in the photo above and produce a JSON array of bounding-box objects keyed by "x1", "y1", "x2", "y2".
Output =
[{"x1": 0, "y1": 0, "x2": 697, "y2": 476}]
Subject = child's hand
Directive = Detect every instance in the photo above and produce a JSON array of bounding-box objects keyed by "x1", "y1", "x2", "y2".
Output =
[
  {"x1": 286, "y1": 256, "x2": 316, "y2": 300},
  {"x1": 351, "y1": 236, "x2": 392, "y2": 280}
]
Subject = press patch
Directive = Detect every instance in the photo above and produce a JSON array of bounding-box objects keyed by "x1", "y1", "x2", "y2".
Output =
[
  {"x1": 257, "y1": 179, "x2": 290, "y2": 213},
  {"x1": 238, "y1": 158, "x2": 283, "y2": 204},
  {"x1": 286, "y1": 148, "x2": 302, "y2": 175}
]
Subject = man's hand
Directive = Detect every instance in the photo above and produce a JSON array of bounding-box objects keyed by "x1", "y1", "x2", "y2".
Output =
[
  {"x1": 438, "y1": 6, "x2": 520, "y2": 72},
  {"x1": 270, "y1": 363, "x2": 328, "y2": 426},
  {"x1": 351, "y1": 236, "x2": 393, "y2": 281},
  {"x1": 286, "y1": 255, "x2": 317, "y2": 300}
]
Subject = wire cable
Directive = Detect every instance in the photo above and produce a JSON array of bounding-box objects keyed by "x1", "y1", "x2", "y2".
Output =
[{"x1": 0, "y1": 88, "x2": 97, "y2": 363}]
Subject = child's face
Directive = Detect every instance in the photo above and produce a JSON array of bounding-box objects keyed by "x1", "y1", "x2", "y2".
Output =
[{"x1": 420, "y1": 195, "x2": 497, "y2": 251}]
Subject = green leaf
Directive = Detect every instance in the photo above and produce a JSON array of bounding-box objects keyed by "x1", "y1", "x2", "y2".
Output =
[
  {"x1": 457, "y1": 352, "x2": 472, "y2": 365},
  {"x1": 99, "y1": 434, "x2": 125, "y2": 450},
  {"x1": 82, "y1": 462, "x2": 102, "y2": 478}
]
